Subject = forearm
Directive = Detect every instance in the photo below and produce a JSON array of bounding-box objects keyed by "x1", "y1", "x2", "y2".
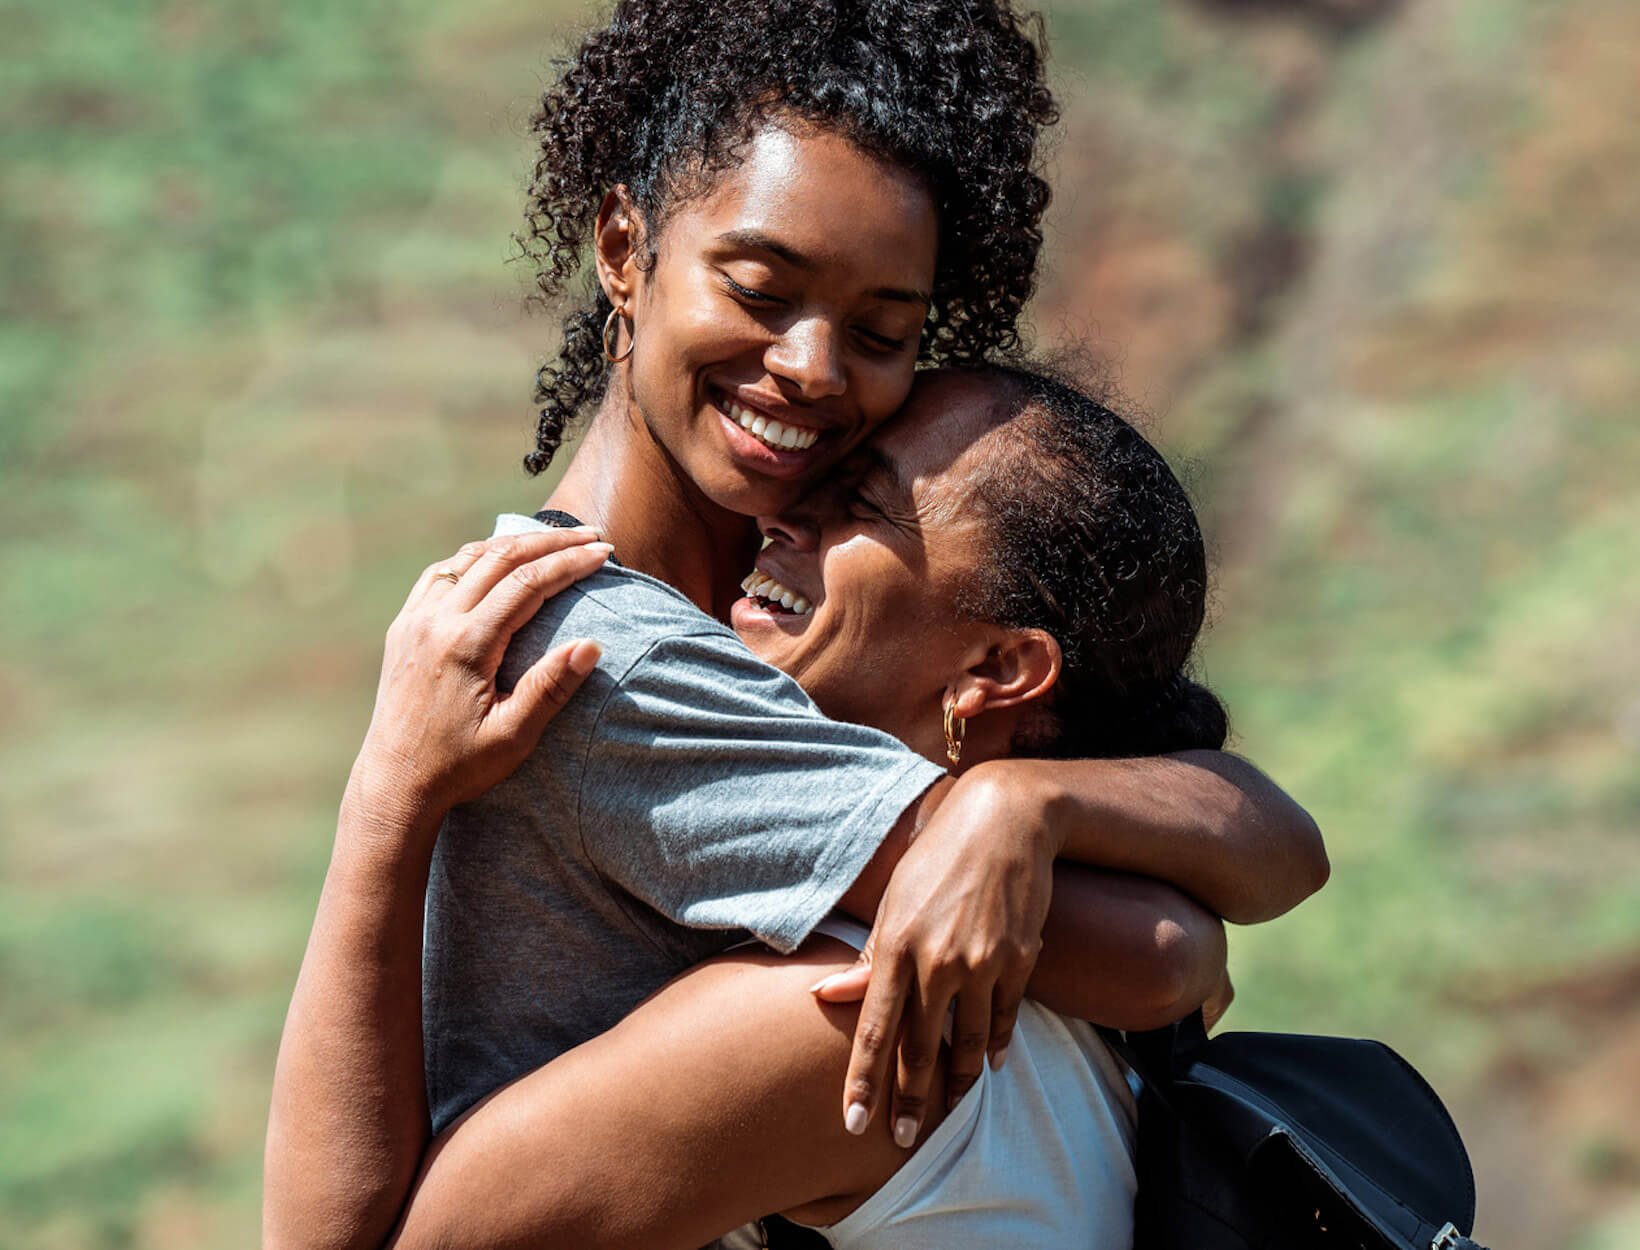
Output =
[
  {"x1": 972, "y1": 752, "x2": 1327, "y2": 924},
  {"x1": 1029, "y1": 863, "x2": 1226, "y2": 1031},
  {"x1": 263, "y1": 761, "x2": 441, "y2": 1250},
  {"x1": 384, "y1": 949, "x2": 897, "y2": 1250}
]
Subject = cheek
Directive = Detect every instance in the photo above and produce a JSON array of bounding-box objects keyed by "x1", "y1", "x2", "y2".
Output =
[
  {"x1": 644, "y1": 267, "x2": 757, "y2": 368},
  {"x1": 823, "y1": 567, "x2": 934, "y2": 684},
  {"x1": 853, "y1": 360, "x2": 918, "y2": 434}
]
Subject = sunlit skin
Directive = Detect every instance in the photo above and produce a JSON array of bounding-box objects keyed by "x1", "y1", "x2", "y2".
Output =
[
  {"x1": 264, "y1": 98, "x2": 1331, "y2": 1250},
  {"x1": 733, "y1": 371, "x2": 1061, "y2": 768},
  {"x1": 552, "y1": 120, "x2": 939, "y2": 615}
]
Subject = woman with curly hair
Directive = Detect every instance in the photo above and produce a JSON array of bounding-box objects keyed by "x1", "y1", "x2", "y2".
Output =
[
  {"x1": 266, "y1": 2, "x2": 1326, "y2": 1245},
  {"x1": 277, "y1": 363, "x2": 1279, "y2": 1249}
]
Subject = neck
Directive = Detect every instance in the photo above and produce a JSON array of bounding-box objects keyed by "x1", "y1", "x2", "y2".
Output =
[{"x1": 545, "y1": 385, "x2": 761, "y2": 617}]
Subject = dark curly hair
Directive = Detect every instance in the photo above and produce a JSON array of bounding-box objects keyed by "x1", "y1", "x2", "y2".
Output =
[
  {"x1": 517, "y1": 0, "x2": 1059, "y2": 474},
  {"x1": 953, "y1": 362, "x2": 1229, "y2": 758}
]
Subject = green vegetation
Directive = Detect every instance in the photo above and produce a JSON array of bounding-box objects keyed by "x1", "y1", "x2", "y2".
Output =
[{"x1": 3, "y1": 0, "x2": 1635, "y2": 1244}]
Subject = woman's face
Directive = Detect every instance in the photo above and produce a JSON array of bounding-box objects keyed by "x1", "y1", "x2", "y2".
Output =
[
  {"x1": 611, "y1": 121, "x2": 940, "y2": 518},
  {"x1": 730, "y1": 371, "x2": 1002, "y2": 760}
]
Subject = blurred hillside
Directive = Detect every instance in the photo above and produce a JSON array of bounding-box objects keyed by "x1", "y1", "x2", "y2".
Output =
[{"x1": 1, "y1": 0, "x2": 1636, "y2": 1246}]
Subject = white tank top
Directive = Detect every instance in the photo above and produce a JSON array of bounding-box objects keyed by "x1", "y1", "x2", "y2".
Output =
[{"x1": 800, "y1": 916, "x2": 1138, "y2": 1249}]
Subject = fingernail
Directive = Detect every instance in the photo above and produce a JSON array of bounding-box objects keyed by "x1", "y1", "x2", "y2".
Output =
[
  {"x1": 844, "y1": 1103, "x2": 869, "y2": 1136},
  {"x1": 808, "y1": 973, "x2": 841, "y2": 995},
  {"x1": 894, "y1": 1116, "x2": 918, "y2": 1148},
  {"x1": 571, "y1": 524, "x2": 603, "y2": 536},
  {"x1": 586, "y1": 542, "x2": 614, "y2": 554},
  {"x1": 988, "y1": 1045, "x2": 1009, "y2": 1071},
  {"x1": 568, "y1": 641, "x2": 602, "y2": 676}
]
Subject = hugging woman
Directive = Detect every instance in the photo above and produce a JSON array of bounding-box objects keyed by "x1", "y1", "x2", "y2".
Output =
[{"x1": 264, "y1": 0, "x2": 1328, "y2": 1246}]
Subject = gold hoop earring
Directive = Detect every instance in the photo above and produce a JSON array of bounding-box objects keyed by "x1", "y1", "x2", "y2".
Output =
[
  {"x1": 943, "y1": 695, "x2": 966, "y2": 768},
  {"x1": 602, "y1": 306, "x2": 634, "y2": 364}
]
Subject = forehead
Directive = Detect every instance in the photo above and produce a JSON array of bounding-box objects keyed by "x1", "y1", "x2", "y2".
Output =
[
  {"x1": 665, "y1": 122, "x2": 939, "y2": 290},
  {"x1": 863, "y1": 371, "x2": 1007, "y2": 506}
]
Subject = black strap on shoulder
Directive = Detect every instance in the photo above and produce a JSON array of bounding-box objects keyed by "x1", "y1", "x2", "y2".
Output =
[
  {"x1": 533, "y1": 508, "x2": 587, "y2": 528},
  {"x1": 530, "y1": 509, "x2": 622, "y2": 568}
]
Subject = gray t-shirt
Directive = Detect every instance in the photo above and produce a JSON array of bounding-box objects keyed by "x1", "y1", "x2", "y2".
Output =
[{"x1": 423, "y1": 513, "x2": 945, "y2": 1132}]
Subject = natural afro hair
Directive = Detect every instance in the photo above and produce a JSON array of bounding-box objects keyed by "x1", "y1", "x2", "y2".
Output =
[{"x1": 517, "y1": 0, "x2": 1060, "y2": 474}]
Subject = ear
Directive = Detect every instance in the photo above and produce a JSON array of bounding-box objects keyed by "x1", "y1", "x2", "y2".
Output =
[
  {"x1": 593, "y1": 186, "x2": 642, "y2": 310},
  {"x1": 949, "y1": 628, "x2": 1062, "y2": 722}
]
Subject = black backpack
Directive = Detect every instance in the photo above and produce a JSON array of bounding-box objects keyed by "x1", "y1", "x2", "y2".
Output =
[{"x1": 1101, "y1": 1012, "x2": 1490, "y2": 1250}]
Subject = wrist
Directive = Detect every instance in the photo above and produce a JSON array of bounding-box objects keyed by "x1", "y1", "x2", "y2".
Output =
[
  {"x1": 340, "y1": 746, "x2": 449, "y2": 852},
  {"x1": 961, "y1": 760, "x2": 1065, "y2": 861}
]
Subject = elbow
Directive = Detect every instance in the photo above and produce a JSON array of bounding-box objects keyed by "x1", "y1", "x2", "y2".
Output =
[
  {"x1": 1218, "y1": 802, "x2": 1329, "y2": 927},
  {"x1": 1112, "y1": 913, "x2": 1228, "y2": 1033},
  {"x1": 263, "y1": 1174, "x2": 410, "y2": 1250},
  {"x1": 1288, "y1": 805, "x2": 1330, "y2": 903}
]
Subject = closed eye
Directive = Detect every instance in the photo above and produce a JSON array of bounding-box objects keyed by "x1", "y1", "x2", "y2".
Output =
[
  {"x1": 856, "y1": 328, "x2": 908, "y2": 354},
  {"x1": 721, "y1": 274, "x2": 784, "y2": 306},
  {"x1": 848, "y1": 484, "x2": 889, "y2": 521}
]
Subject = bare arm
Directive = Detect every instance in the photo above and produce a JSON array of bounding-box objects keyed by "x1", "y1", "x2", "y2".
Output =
[
  {"x1": 1030, "y1": 863, "x2": 1226, "y2": 1033},
  {"x1": 383, "y1": 943, "x2": 908, "y2": 1250},
  {"x1": 263, "y1": 779, "x2": 442, "y2": 1250},
  {"x1": 990, "y1": 752, "x2": 1328, "y2": 925},
  {"x1": 838, "y1": 752, "x2": 1326, "y2": 932},
  {"x1": 828, "y1": 749, "x2": 1322, "y2": 1142},
  {"x1": 264, "y1": 531, "x2": 611, "y2": 1250},
  {"x1": 383, "y1": 895, "x2": 1216, "y2": 1250}
]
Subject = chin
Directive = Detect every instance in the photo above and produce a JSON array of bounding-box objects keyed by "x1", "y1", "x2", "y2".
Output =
[{"x1": 702, "y1": 472, "x2": 809, "y2": 521}]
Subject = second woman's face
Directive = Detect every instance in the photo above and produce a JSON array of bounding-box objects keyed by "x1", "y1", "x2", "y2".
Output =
[
  {"x1": 616, "y1": 122, "x2": 940, "y2": 517},
  {"x1": 731, "y1": 371, "x2": 1002, "y2": 762}
]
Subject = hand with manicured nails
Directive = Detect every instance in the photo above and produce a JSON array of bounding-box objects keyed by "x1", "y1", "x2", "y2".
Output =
[
  {"x1": 350, "y1": 528, "x2": 611, "y2": 826},
  {"x1": 815, "y1": 775, "x2": 1056, "y2": 1149}
]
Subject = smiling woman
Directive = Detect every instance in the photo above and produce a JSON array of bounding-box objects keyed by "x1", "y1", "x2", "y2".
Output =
[
  {"x1": 264, "y1": 3, "x2": 1327, "y2": 1248},
  {"x1": 582, "y1": 121, "x2": 941, "y2": 517},
  {"x1": 518, "y1": 0, "x2": 1056, "y2": 488}
]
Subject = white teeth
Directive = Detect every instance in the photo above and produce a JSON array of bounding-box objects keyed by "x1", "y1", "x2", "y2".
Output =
[
  {"x1": 723, "y1": 396, "x2": 820, "y2": 453},
  {"x1": 739, "y1": 569, "x2": 814, "y2": 615}
]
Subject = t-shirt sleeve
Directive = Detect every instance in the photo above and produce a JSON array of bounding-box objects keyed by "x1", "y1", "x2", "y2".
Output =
[{"x1": 577, "y1": 631, "x2": 945, "y2": 954}]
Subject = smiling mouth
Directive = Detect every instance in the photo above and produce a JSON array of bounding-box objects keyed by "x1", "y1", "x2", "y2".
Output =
[
  {"x1": 740, "y1": 569, "x2": 814, "y2": 615},
  {"x1": 713, "y1": 389, "x2": 822, "y2": 453}
]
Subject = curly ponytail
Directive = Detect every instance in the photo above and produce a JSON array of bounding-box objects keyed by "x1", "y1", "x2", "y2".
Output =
[
  {"x1": 952, "y1": 363, "x2": 1230, "y2": 758},
  {"x1": 515, "y1": 0, "x2": 1059, "y2": 473}
]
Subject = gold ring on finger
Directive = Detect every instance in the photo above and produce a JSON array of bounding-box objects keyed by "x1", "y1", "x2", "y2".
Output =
[{"x1": 432, "y1": 568, "x2": 462, "y2": 585}]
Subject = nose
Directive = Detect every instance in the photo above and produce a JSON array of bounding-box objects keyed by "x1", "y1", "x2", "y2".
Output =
[
  {"x1": 765, "y1": 315, "x2": 846, "y2": 402},
  {"x1": 757, "y1": 501, "x2": 822, "y2": 553}
]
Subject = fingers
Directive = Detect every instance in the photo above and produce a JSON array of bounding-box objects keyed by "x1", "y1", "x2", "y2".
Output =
[
  {"x1": 810, "y1": 954, "x2": 872, "y2": 1004},
  {"x1": 891, "y1": 983, "x2": 948, "y2": 1148},
  {"x1": 987, "y1": 964, "x2": 1030, "y2": 1073},
  {"x1": 476, "y1": 541, "x2": 613, "y2": 649},
  {"x1": 407, "y1": 540, "x2": 490, "y2": 608},
  {"x1": 446, "y1": 527, "x2": 604, "y2": 612},
  {"x1": 842, "y1": 940, "x2": 911, "y2": 1140},
  {"x1": 492, "y1": 638, "x2": 603, "y2": 744},
  {"x1": 943, "y1": 981, "x2": 995, "y2": 1112}
]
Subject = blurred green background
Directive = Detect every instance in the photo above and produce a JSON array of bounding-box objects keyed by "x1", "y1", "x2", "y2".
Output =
[{"x1": 2, "y1": 0, "x2": 1636, "y2": 1245}]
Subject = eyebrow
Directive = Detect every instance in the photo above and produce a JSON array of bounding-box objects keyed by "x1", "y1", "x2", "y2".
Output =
[{"x1": 713, "y1": 228, "x2": 932, "y2": 307}]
